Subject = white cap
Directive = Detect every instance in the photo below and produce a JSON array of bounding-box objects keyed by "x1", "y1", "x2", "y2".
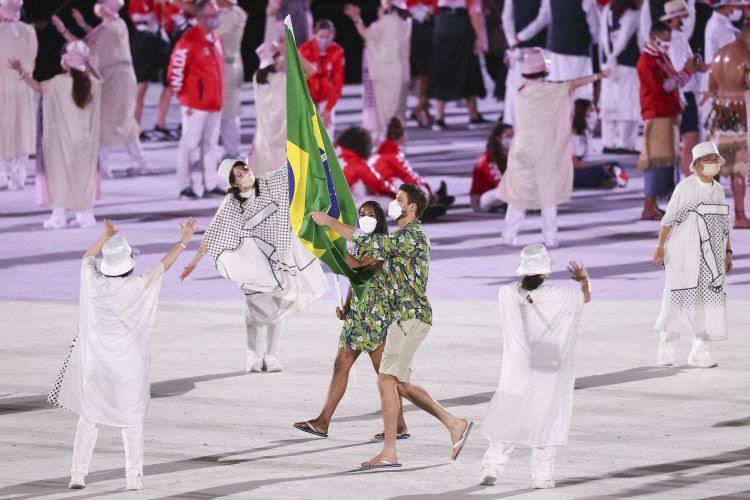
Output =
[
  {"x1": 218, "y1": 158, "x2": 246, "y2": 186},
  {"x1": 520, "y1": 48, "x2": 549, "y2": 76},
  {"x1": 660, "y1": 0, "x2": 690, "y2": 20},
  {"x1": 689, "y1": 141, "x2": 725, "y2": 173},
  {"x1": 98, "y1": 0, "x2": 124, "y2": 16},
  {"x1": 515, "y1": 243, "x2": 552, "y2": 276},
  {"x1": 61, "y1": 40, "x2": 90, "y2": 72},
  {"x1": 255, "y1": 41, "x2": 279, "y2": 70},
  {"x1": 0, "y1": 0, "x2": 22, "y2": 21},
  {"x1": 100, "y1": 235, "x2": 135, "y2": 277}
]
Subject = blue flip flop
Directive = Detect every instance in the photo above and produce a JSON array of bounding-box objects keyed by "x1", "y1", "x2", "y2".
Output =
[
  {"x1": 293, "y1": 421, "x2": 328, "y2": 438},
  {"x1": 373, "y1": 432, "x2": 411, "y2": 441},
  {"x1": 360, "y1": 460, "x2": 403, "y2": 470}
]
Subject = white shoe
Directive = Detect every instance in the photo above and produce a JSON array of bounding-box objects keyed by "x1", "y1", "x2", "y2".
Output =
[
  {"x1": 72, "y1": 211, "x2": 97, "y2": 229},
  {"x1": 263, "y1": 355, "x2": 282, "y2": 372},
  {"x1": 544, "y1": 238, "x2": 560, "y2": 249},
  {"x1": 502, "y1": 236, "x2": 520, "y2": 247},
  {"x1": 246, "y1": 351, "x2": 263, "y2": 373},
  {"x1": 68, "y1": 473, "x2": 86, "y2": 489},
  {"x1": 533, "y1": 479, "x2": 555, "y2": 489},
  {"x1": 126, "y1": 474, "x2": 143, "y2": 491},
  {"x1": 479, "y1": 465, "x2": 498, "y2": 486},
  {"x1": 687, "y1": 355, "x2": 717, "y2": 368},
  {"x1": 43, "y1": 214, "x2": 68, "y2": 229},
  {"x1": 656, "y1": 334, "x2": 675, "y2": 366}
]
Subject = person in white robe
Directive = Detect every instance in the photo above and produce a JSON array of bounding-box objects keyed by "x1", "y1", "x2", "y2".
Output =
[
  {"x1": 8, "y1": 40, "x2": 102, "y2": 229},
  {"x1": 653, "y1": 141, "x2": 733, "y2": 368},
  {"x1": 639, "y1": 0, "x2": 696, "y2": 47},
  {"x1": 180, "y1": 159, "x2": 328, "y2": 372},
  {"x1": 52, "y1": 0, "x2": 151, "y2": 178},
  {"x1": 600, "y1": 0, "x2": 641, "y2": 153},
  {"x1": 217, "y1": 0, "x2": 247, "y2": 158},
  {"x1": 496, "y1": 49, "x2": 611, "y2": 248},
  {"x1": 249, "y1": 42, "x2": 287, "y2": 176},
  {"x1": 48, "y1": 217, "x2": 198, "y2": 491},
  {"x1": 345, "y1": 0, "x2": 411, "y2": 146},
  {"x1": 0, "y1": 0, "x2": 37, "y2": 191},
  {"x1": 480, "y1": 243, "x2": 590, "y2": 489}
]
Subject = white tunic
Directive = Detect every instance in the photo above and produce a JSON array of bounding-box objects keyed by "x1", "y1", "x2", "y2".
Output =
[
  {"x1": 482, "y1": 282, "x2": 584, "y2": 447},
  {"x1": 49, "y1": 257, "x2": 165, "y2": 427},
  {"x1": 217, "y1": 6, "x2": 248, "y2": 119},
  {"x1": 0, "y1": 21, "x2": 37, "y2": 160},
  {"x1": 250, "y1": 71, "x2": 286, "y2": 176},
  {"x1": 656, "y1": 175, "x2": 730, "y2": 340},
  {"x1": 704, "y1": 11, "x2": 738, "y2": 67},
  {"x1": 600, "y1": 6, "x2": 641, "y2": 123}
]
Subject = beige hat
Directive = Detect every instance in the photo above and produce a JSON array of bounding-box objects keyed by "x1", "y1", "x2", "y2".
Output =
[
  {"x1": 256, "y1": 41, "x2": 280, "y2": 70},
  {"x1": 660, "y1": 0, "x2": 690, "y2": 20},
  {"x1": 0, "y1": 0, "x2": 22, "y2": 21},
  {"x1": 713, "y1": 0, "x2": 745, "y2": 7},
  {"x1": 218, "y1": 158, "x2": 247, "y2": 186},
  {"x1": 689, "y1": 141, "x2": 725, "y2": 173},
  {"x1": 515, "y1": 243, "x2": 552, "y2": 276},
  {"x1": 520, "y1": 48, "x2": 549, "y2": 76},
  {"x1": 61, "y1": 41, "x2": 90, "y2": 72},
  {"x1": 100, "y1": 235, "x2": 135, "y2": 277}
]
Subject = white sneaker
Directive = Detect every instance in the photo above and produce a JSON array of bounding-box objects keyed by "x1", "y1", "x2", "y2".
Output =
[
  {"x1": 656, "y1": 335, "x2": 675, "y2": 366},
  {"x1": 687, "y1": 355, "x2": 717, "y2": 368},
  {"x1": 68, "y1": 473, "x2": 86, "y2": 489},
  {"x1": 43, "y1": 214, "x2": 68, "y2": 229},
  {"x1": 263, "y1": 355, "x2": 283, "y2": 372},
  {"x1": 502, "y1": 236, "x2": 520, "y2": 247},
  {"x1": 73, "y1": 211, "x2": 97, "y2": 229},
  {"x1": 479, "y1": 465, "x2": 498, "y2": 486},
  {"x1": 544, "y1": 238, "x2": 560, "y2": 249},
  {"x1": 533, "y1": 479, "x2": 555, "y2": 489},
  {"x1": 246, "y1": 351, "x2": 263, "y2": 373},
  {"x1": 126, "y1": 474, "x2": 143, "y2": 491}
]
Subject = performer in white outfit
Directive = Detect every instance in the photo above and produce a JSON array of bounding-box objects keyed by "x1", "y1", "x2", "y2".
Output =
[
  {"x1": 52, "y1": 0, "x2": 151, "y2": 179},
  {"x1": 48, "y1": 217, "x2": 198, "y2": 491},
  {"x1": 497, "y1": 49, "x2": 610, "y2": 248},
  {"x1": 653, "y1": 142, "x2": 732, "y2": 368},
  {"x1": 180, "y1": 159, "x2": 328, "y2": 372},
  {"x1": 0, "y1": 0, "x2": 37, "y2": 191},
  {"x1": 599, "y1": 0, "x2": 641, "y2": 153},
  {"x1": 543, "y1": 0, "x2": 600, "y2": 101},
  {"x1": 479, "y1": 244, "x2": 590, "y2": 489},
  {"x1": 217, "y1": 0, "x2": 247, "y2": 159},
  {"x1": 249, "y1": 42, "x2": 287, "y2": 176},
  {"x1": 8, "y1": 41, "x2": 102, "y2": 229},
  {"x1": 501, "y1": 0, "x2": 549, "y2": 126},
  {"x1": 640, "y1": 0, "x2": 696, "y2": 47},
  {"x1": 346, "y1": 0, "x2": 411, "y2": 145}
]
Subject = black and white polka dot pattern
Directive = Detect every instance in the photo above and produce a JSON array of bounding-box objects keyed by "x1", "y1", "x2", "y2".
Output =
[{"x1": 48, "y1": 333, "x2": 81, "y2": 414}]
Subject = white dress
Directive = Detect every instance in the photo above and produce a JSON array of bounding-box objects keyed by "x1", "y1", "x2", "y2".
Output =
[
  {"x1": 49, "y1": 257, "x2": 165, "y2": 427},
  {"x1": 482, "y1": 282, "x2": 584, "y2": 447},
  {"x1": 250, "y1": 71, "x2": 286, "y2": 176},
  {"x1": 0, "y1": 20, "x2": 37, "y2": 160},
  {"x1": 655, "y1": 175, "x2": 730, "y2": 340},
  {"x1": 217, "y1": 6, "x2": 248, "y2": 120}
]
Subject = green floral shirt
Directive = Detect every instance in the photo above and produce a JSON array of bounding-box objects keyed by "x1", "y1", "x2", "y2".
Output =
[{"x1": 353, "y1": 221, "x2": 432, "y2": 325}]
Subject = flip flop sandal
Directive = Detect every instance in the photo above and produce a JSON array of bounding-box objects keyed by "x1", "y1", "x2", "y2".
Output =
[
  {"x1": 372, "y1": 432, "x2": 411, "y2": 441},
  {"x1": 360, "y1": 460, "x2": 403, "y2": 470},
  {"x1": 293, "y1": 421, "x2": 328, "y2": 438},
  {"x1": 451, "y1": 421, "x2": 474, "y2": 461},
  {"x1": 640, "y1": 213, "x2": 663, "y2": 221}
]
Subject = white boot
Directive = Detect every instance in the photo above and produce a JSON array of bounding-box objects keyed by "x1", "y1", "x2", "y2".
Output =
[
  {"x1": 43, "y1": 208, "x2": 68, "y2": 229},
  {"x1": 480, "y1": 464, "x2": 499, "y2": 486},
  {"x1": 687, "y1": 338, "x2": 717, "y2": 368},
  {"x1": 126, "y1": 474, "x2": 143, "y2": 491},
  {"x1": 73, "y1": 210, "x2": 97, "y2": 229},
  {"x1": 125, "y1": 140, "x2": 152, "y2": 175},
  {"x1": 68, "y1": 472, "x2": 86, "y2": 489},
  {"x1": 656, "y1": 331, "x2": 676, "y2": 366},
  {"x1": 532, "y1": 479, "x2": 556, "y2": 489},
  {"x1": 263, "y1": 355, "x2": 282, "y2": 373},
  {"x1": 11, "y1": 157, "x2": 27, "y2": 190},
  {"x1": 246, "y1": 350, "x2": 263, "y2": 373}
]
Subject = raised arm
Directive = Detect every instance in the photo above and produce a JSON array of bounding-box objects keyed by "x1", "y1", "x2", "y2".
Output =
[
  {"x1": 311, "y1": 212, "x2": 356, "y2": 240},
  {"x1": 7, "y1": 58, "x2": 42, "y2": 93},
  {"x1": 83, "y1": 219, "x2": 118, "y2": 258},
  {"x1": 71, "y1": 9, "x2": 93, "y2": 35},
  {"x1": 52, "y1": 15, "x2": 79, "y2": 43},
  {"x1": 179, "y1": 239, "x2": 208, "y2": 280},
  {"x1": 161, "y1": 218, "x2": 197, "y2": 272},
  {"x1": 569, "y1": 68, "x2": 611, "y2": 92},
  {"x1": 344, "y1": 4, "x2": 368, "y2": 39},
  {"x1": 567, "y1": 261, "x2": 591, "y2": 303}
]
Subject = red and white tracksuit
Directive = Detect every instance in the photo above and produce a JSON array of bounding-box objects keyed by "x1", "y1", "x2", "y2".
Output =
[{"x1": 299, "y1": 40, "x2": 345, "y2": 136}]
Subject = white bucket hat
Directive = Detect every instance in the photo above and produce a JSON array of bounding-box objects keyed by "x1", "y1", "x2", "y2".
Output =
[
  {"x1": 100, "y1": 235, "x2": 135, "y2": 277},
  {"x1": 0, "y1": 0, "x2": 22, "y2": 21},
  {"x1": 515, "y1": 243, "x2": 552, "y2": 276},
  {"x1": 660, "y1": 0, "x2": 690, "y2": 20},
  {"x1": 255, "y1": 41, "x2": 279, "y2": 70},
  {"x1": 520, "y1": 48, "x2": 549, "y2": 76},
  {"x1": 217, "y1": 158, "x2": 247, "y2": 187},
  {"x1": 689, "y1": 141, "x2": 725, "y2": 173}
]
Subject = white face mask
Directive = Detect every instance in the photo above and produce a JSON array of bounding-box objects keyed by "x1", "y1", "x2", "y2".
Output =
[
  {"x1": 237, "y1": 170, "x2": 255, "y2": 189},
  {"x1": 699, "y1": 161, "x2": 721, "y2": 177},
  {"x1": 653, "y1": 38, "x2": 670, "y2": 53},
  {"x1": 359, "y1": 216, "x2": 377, "y2": 234},
  {"x1": 501, "y1": 137, "x2": 512, "y2": 150},
  {"x1": 388, "y1": 199, "x2": 404, "y2": 221},
  {"x1": 729, "y1": 9, "x2": 742, "y2": 22},
  {"x1": 586, "y1": 112, "x2": 598, "y2": 131}
]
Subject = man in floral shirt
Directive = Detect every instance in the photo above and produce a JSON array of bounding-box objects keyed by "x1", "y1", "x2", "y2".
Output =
[{"x1": 311, "y1": 183, "x2": 472, "y2": 470}]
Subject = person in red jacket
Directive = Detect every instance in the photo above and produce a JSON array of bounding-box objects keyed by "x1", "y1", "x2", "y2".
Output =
[
  {"x1": 167, "y1": 0, "x2": 225, "y2": 200},
  {"x1": 636, "y1": 21, "x2": 697, "y2": 220},
  {"x1": 336, "y1": 126, "x2": 397, "y2": 201},
  {"x1": 470, "y1": 123, "x2": 512, "y2": 212},
  {"x1": 299, "y1": 19, "x2": 345, "y2": 136}
]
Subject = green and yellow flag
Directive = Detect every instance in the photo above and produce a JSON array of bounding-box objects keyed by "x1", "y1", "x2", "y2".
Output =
[{"x1": 285, "y1": 17, "x2": 371, "y2": 297}]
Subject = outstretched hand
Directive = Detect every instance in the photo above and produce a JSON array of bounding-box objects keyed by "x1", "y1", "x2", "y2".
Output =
[
  {"x1": 72, "y1": 8, "x2": 86, "y2": 27},
  {"x1": 102, "y1": 218, "x2": 118, "y2": 238},
  {"x1": 51, "y1": 15, "x2": 66, "y2": 34},
  {"x1": 179, "y1": 264, "x2": 196, "y2": 282},
  {"x1": 310, "y1": 211, "x2": 330, "y2": 226},
  {"x1": 180, "y1": 217, "x2": 198, "y2": 242},
  {"x1": 567, "y1": 261, "x2": 588, "y2": 282}
]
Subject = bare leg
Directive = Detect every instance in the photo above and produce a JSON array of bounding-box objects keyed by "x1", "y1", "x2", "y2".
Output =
[
  {"x1": 134, "y1": 82, "x2": 149, "y2": 125},
  {"x1": 411, "y1": 76, "x2": 432, "y2": 125},
  {"x1": 467, "y1": 96, "x2": 480, "y2": 120},
  {"x1": 368, "y1": 346, "x2": 408, "y2": 434},
  {"x1": 156, "y1": 86, "x2": 173, "y2": 129},
  {"x1": 732, "y1": 174, "x2": 750, "y2": 228},
  {"x1": 362, "y1": 373, "x2": 400, "y2": 466},
  {"x1": 294, "y1": 348, "x2": 359, "y2": 435},
  {"x1": 680, "y1": 131, "x2": 698, "y2": 178},
  {"x1": 434, "y1": 99, "x2": 446, "y2": 121},
  {"x1": 641, "y1": 196, "x2": 663, "y2": 220}
]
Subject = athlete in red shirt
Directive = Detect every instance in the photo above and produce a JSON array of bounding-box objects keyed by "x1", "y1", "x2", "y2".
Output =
[{"x1": 469, "y1": 124, "x2": 511, "y2": 212}]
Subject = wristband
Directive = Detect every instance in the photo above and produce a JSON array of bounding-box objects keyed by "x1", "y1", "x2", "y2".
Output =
[{"x1": 178, "y1": 242, "x2": 187, "y2": 249}]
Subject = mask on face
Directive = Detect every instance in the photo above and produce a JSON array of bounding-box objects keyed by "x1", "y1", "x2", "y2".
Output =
[
  {"x1": 205, "y1": 14, "x2": 220, "y2": 30},
  {"x1": 359, "y1": 216, "x2": 377, "y2": 234},
  {"x1": 654, "y1": 38, "x2": 670, "y2": 54},
  {"x1": 586, "y1": 112, "x2": 598, "y2": 131},
  {"x1": 388, "y1": 199, "x2": 404, "y2": 221},
  {"x1": 237, "y1": 170, "x2": 255, "y2": 189},
  {"x1": 501, "y1": 137, "x2": 512, "y2": 150},
  {"x1": 729, "y1": 9, "x2": 742, "y2": 22},
  {"x1": 700, "y1": 161, "x2": 721, "y2": 177},
  {"x1": 316, "y1": 36, "x2": 332, "y2": 50}
]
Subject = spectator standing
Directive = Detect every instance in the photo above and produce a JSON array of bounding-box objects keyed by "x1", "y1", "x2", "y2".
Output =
[
  {"x1": 216, "y1": 0, "x2": 247, "y2": 159},
  {"x1": 407, "y1": 0, "x2": 437, "y2": 128},
  {"x1": 249, "y1": 42, "x2": 287, "y2": 176},
  {"x1": 470, "y1": 124, "x2": 512, "y2": 212},
  {"x1": 167, "y1": 0, "x2": 225, "y2": 200},
  {"x1": 0, "y1": 0, "x2": 37, "y2": 191},
  {"x1": 428, "y1": 0, "x2": 488, "y2": 131},
  {"x1": 299, "y1": 19, "x2": 345, "y2": 136},
  {"x1": 640, "y1": 0, "x2": 695, "y2": 46},
  {"x1": 483, "y1": 0, "x2": 508, "y2": 102}
]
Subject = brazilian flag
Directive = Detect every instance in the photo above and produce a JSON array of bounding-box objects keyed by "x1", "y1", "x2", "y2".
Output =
[{"x1": 285, "y1": 17, "x2": 371, "y2": 297}]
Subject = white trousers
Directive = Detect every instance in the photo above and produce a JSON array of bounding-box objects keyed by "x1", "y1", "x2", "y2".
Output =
[
  {"x1": 482, "y1": 442, "x2": 557, "y2": 481},
  {"x1": 547, "y1": 52, "x2": 593, "y2": 102},
  {"x1": 178, "y1": 107, "x2": 222, "y2": 192},
  {"x1": 1, "y1": 155, "x2": 28, "y2": 190},
  {"x1": 503, "y1": 204, "x2": 558, "y2": 244},
  {"x1": 472, "y1": 190, "x2": 506, "y2": 212},
  {"x1": 601, "y1": 120, "x2": 639, "y2": 150},
  {"x1": 245, "y1": 298, "x2": 283, "y2": 360},
  {"x1": 71, "y1": 415, "x2": 143, "y2": 478},
  {"x1": 220, "y1": 116, "x2": 241, "y2": 159},
  {"x1": 659, "y1": 330, "x2": 711, "y2": 363}
]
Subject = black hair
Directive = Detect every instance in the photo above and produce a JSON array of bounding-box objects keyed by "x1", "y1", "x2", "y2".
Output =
[
  {"x1": 314, "y1": 18, "x2": 335, "y2": 35},
  {"x1": 611, "y1": 0, "x2": 639, "y2": 15},
  {"x1": 194, "y1": 0, "x2": 212, "y2": 14},
  {"x1": 359, "y1": 201, "x2": 388, "y2": 235},
  {"x1": 487, "y1": 123, "x2": 512, "y2": 174},
  {"x1": 399, "y1": 183, "x2": 427, "y2": 219},
  {"x1": 110, "y1": 269, "x2": 133, "y2": 278},
  {"x1": 650, "y1": 20, "x2": 671, "y2": 37},
  {"x1": 70, "y1": 68, "x2": 92, "y2": 109},
  {"x1": 254, "y1": 55, "x2": 279, "y2": 85},
  {"x1": 227, "y1": 161, "x2": 260, "y2": 211},
  {"x1": 336, "y1": 126, "x2": 372, "y2": 159},
  {"x1": 386, "y1": 117, "x2": 405, "y2": 141},
  {"x1": 521, "y1": 274, "x2": 545, "y2": 291},
  {"x1": 521, "y1": 70, "x2": 548, "y2": 80},
  {"x1": 572, "y1": 98, "x2": 593, "y2": 136}
]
